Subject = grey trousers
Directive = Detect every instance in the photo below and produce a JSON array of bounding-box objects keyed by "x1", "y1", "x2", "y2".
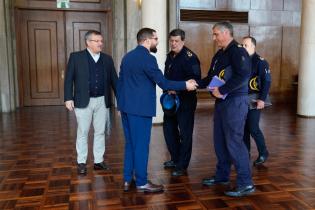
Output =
[{"x1": 74, "y1": 96, "x2": 109, "y2": 164}]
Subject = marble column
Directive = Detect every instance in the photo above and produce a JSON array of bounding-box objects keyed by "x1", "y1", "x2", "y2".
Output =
[
  {"x1": 0, "y1": 0, "x2": 17, "y2": 112},
  {"x1": 126, "y1": 0, "x2": 141, "y2": 51},
  {"x1": 142, "y1": 0, "x2": 167, "y2": 123},
  {"x1": 297, "y1": 0, "x2": 315, "y2": 116},
  {"x1": 168, "y1": 0, "x2": 178, "y2": 32}
]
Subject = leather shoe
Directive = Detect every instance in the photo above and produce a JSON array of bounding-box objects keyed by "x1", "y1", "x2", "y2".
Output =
[
  {"x1": 202, "y1": 176, "x2": 229, "y2": 186},
  {"x1": 123, "y1": 179, "x2": 135, "y2": 192},
  {"x1": 94, "y1": 162, "x2": 109, "y2": 170},
  {"x1": 254, "y1": 151, "x2": 269, "y2": 166},
  {"x1": 163, "y1": 160, "x2": 176, "y2": 168},
  {"x1": 77, "y1": 163, "x2": 87, "y2": 175},
  {"x1": 137, "y1": 180, "x2": 164, "y2": 193},
  {"x1": 171, "y1": 169, "x2": 186, "y2": 177},
  {"x1": 224, "y1": 185, "x2": 255, "y2": 197}
]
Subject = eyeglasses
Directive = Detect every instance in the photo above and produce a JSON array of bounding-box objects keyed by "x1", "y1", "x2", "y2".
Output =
[{"x1": 89, "y1": 39, "x2": 103, "y2": 43}]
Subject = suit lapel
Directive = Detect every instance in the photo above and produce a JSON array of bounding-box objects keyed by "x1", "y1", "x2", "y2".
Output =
[{"x1": 80, "y1": 50, "x2": 90, "y2": 79}]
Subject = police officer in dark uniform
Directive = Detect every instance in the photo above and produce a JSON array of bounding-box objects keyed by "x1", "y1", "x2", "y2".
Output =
[
  {"x1": 242, "y1": 36, "x2": 271, "y2": 165},
  {"x1": 197, "y1": 22, "x2": 255, "y2": 197},
  {"x1": 162, "y1": 29, "x2": 201, "y2": 177}
]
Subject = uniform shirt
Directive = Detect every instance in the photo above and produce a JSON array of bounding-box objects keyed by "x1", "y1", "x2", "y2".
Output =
[
  {"x1": 199, "y1": 40, "x2": 251, "y2": 98},
  {"x1": 164, "y1": 46, "x2": 201, "y2": 96},
  {"x1": 248, "y1": 53, "x2": 271, "y2": 101}
]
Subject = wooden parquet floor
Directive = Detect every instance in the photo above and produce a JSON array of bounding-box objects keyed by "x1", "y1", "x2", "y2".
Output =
[{"x1": 1, "y1": 99, "x2": 315, "y2": 210}]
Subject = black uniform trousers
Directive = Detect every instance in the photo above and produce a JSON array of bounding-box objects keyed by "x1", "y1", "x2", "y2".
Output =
[
  {"x1": 213, "y1": 95, "x2": 253, "y2": 187},
  {"x1": 163, "y1": 94, "x2": 197, "y2": 170},
  {"x1": 243, "y1": 109, "x2": 267, "y2": 155}
]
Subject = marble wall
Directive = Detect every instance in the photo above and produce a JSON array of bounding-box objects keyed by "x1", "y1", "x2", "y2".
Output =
[{"x1": 0, "y1": 0, "x2": 18, "y2": 112}]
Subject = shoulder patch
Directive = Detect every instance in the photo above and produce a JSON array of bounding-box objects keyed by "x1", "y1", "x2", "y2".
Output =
[{"x1": 187, "y1": 50, "x2": 193, "y2": 57}]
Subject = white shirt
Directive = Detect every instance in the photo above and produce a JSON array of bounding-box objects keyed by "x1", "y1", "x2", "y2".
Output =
[{"x1": 87, "y1": 48, "x2": 100, "y2": 63}]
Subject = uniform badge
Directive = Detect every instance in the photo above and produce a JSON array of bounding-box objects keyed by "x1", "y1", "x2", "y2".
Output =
[
  {"x1": 259, "y1": 56, "x2": 265, "y2": 60},
  {"x1": 187, "y1": 51, "x2": 193, "y2": 57},
  {"x1": 249, "y1": 76, "x2": 259, "y2": 91},
  {"x1": 265, "y1": 68, "x2": 271, "y2": 74},
  {"x1": 219, "y1": 69, "x2": 225, "y2": 80},
  {"x1": 238, "y1": 44, "x2": 243, "y2": 48}
]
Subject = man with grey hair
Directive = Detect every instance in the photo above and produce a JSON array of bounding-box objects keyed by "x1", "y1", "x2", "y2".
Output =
[
  {"x1": 197, "y1": 21, "x2": 255, "y2": 197},
  {"x1": 64, "y1": 30, "x2": 118, "y2": 175}
]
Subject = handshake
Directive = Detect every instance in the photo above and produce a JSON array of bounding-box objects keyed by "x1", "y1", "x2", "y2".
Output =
[{"x1": 185, "y1": 79, "x2": 198, "y2": 91}]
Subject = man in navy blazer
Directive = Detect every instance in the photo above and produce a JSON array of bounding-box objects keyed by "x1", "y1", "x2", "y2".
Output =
[
  {"x1": 117, "y1": 28, "x2": 197, "y2": 193},
  {"x1": 64, "y1": 30, "x2": 118, "y2": 175}
]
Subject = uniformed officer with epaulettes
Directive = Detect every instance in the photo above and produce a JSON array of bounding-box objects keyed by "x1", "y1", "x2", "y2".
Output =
[
  {"x1": 197, "y1": 22, "x2": 255, "y2": 197},
  {"x1": 242, "y1": 36, "x2": 272, "y2": 166},
  {"x1": 162, "y1": 29, "x2": 201, "y2": 177}
]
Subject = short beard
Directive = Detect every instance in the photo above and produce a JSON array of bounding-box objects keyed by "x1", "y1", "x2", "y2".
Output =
[{"x1": 150, "y1": 46, "x2": 157, "y2": 53}]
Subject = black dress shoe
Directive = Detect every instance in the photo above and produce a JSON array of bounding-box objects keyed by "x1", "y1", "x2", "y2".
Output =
[
  {"x1": 94, "y1": 162, "x2": 109, "y2": 170},
  {"x1": 224, "y1": 185, "x2": 255, "y2": 197},
  {"x1": 136, "y1": 180, "x2": 164, "y2": 193},
  {"x1": 254, "y1": 151, "x2": 269, "y2": 166},
  {"x1": 163, "y1": 160, "x2": 176, "y2": 168},
  {"x1": 171, "y1": 169, "x2": 186, "y2": 177},
  {"x1": 77, "y1": 163, "x2": 87, "y2": 175},
  {"x1": 123, "y1": 179, "x2": 135, "y2": 192},
  {"x1": 202, "y1": 176, "x2": 229, "y2": 186}
]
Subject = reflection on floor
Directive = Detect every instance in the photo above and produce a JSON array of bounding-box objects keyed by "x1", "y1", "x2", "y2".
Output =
[{"x1": 1, "y1": 100, "x2": 315, "y2": 209}]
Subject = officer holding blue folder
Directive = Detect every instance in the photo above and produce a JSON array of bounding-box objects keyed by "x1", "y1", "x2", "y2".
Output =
[{"x1": 197, "y1": 21, "x2": 254, "y2": 197}]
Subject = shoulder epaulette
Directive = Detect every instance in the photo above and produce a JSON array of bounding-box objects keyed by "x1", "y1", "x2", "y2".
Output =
[{"x1": 186, "y1": 50, "x2": 193, "y2": 57}]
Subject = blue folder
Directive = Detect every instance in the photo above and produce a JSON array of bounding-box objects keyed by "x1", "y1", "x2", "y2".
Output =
[{"x1": 207, "y1": 76, "x2": 228, "y2": 99}]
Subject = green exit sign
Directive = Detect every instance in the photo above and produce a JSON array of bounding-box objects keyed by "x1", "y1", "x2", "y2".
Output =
[{"x1": 57, "y1": 0, "x2": 70, "y2": 9}]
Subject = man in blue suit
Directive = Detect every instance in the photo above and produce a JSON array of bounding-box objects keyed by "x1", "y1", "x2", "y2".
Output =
[{"x1": 117, "y1": 28, "x2": 197, "y2": 193}]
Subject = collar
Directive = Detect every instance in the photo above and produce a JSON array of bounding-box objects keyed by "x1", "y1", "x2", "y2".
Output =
[
  {"x1": 136, "y1": 45, "x2": 150, "y2": 53},
  {"x1": 86, "y1": 48, "x2": 100, "y2": 62},
  {"x1": 222, "y1": 39, "x2": 238, "y2": 52}
]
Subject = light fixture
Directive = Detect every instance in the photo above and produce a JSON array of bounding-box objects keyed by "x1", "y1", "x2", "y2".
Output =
[{"x1": 137, "y1": 0, "x2": 142, "y2": 9}]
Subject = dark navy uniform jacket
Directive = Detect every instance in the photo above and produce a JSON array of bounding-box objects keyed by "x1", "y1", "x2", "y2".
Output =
[
  {"x1": 117, "y1": 45, "x2": 186, "y2": 117},
  {"x1": 164, "y1": 46, "x2": 201, "y2": 97},
  {"x1": 199, "y1": 40, "x2": 251, "y2": 98},
  {"x1": 248, "y1": 53, "x2": 271, "y2": 101}
]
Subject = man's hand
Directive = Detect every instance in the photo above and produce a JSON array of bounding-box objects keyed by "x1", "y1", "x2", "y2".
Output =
[
  {"x1": 65, "y1": 100, "x2": 74, "y2": 111},
  {"x1": 185, "y1": 79, "x2": 198, "y2": 91},
  {"x1": 256, "y1": 100, "x2": 265, "y2": 109},
  {"x1": 212, "y1": 87, "x2": 224, "y2": 98}
]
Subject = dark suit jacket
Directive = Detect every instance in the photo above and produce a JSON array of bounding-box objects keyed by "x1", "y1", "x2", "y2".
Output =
[
  {"x1": 64, "y1": 49, "x2": 118, "y2": 108},
  {"x1": 117, "y1": 45, "x2": 186, "y2": 117}
]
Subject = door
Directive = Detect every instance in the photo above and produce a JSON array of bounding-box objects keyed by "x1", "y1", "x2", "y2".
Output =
[
  {"x1": 16, "y1": 10, "x2": 111, "y2": 106},
  {"x1": 65, "y1": 11, "x2": 111, "y2": 60},
  {"x1": 18, "y1": 10, "x2": 66, "y2": 106}
]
